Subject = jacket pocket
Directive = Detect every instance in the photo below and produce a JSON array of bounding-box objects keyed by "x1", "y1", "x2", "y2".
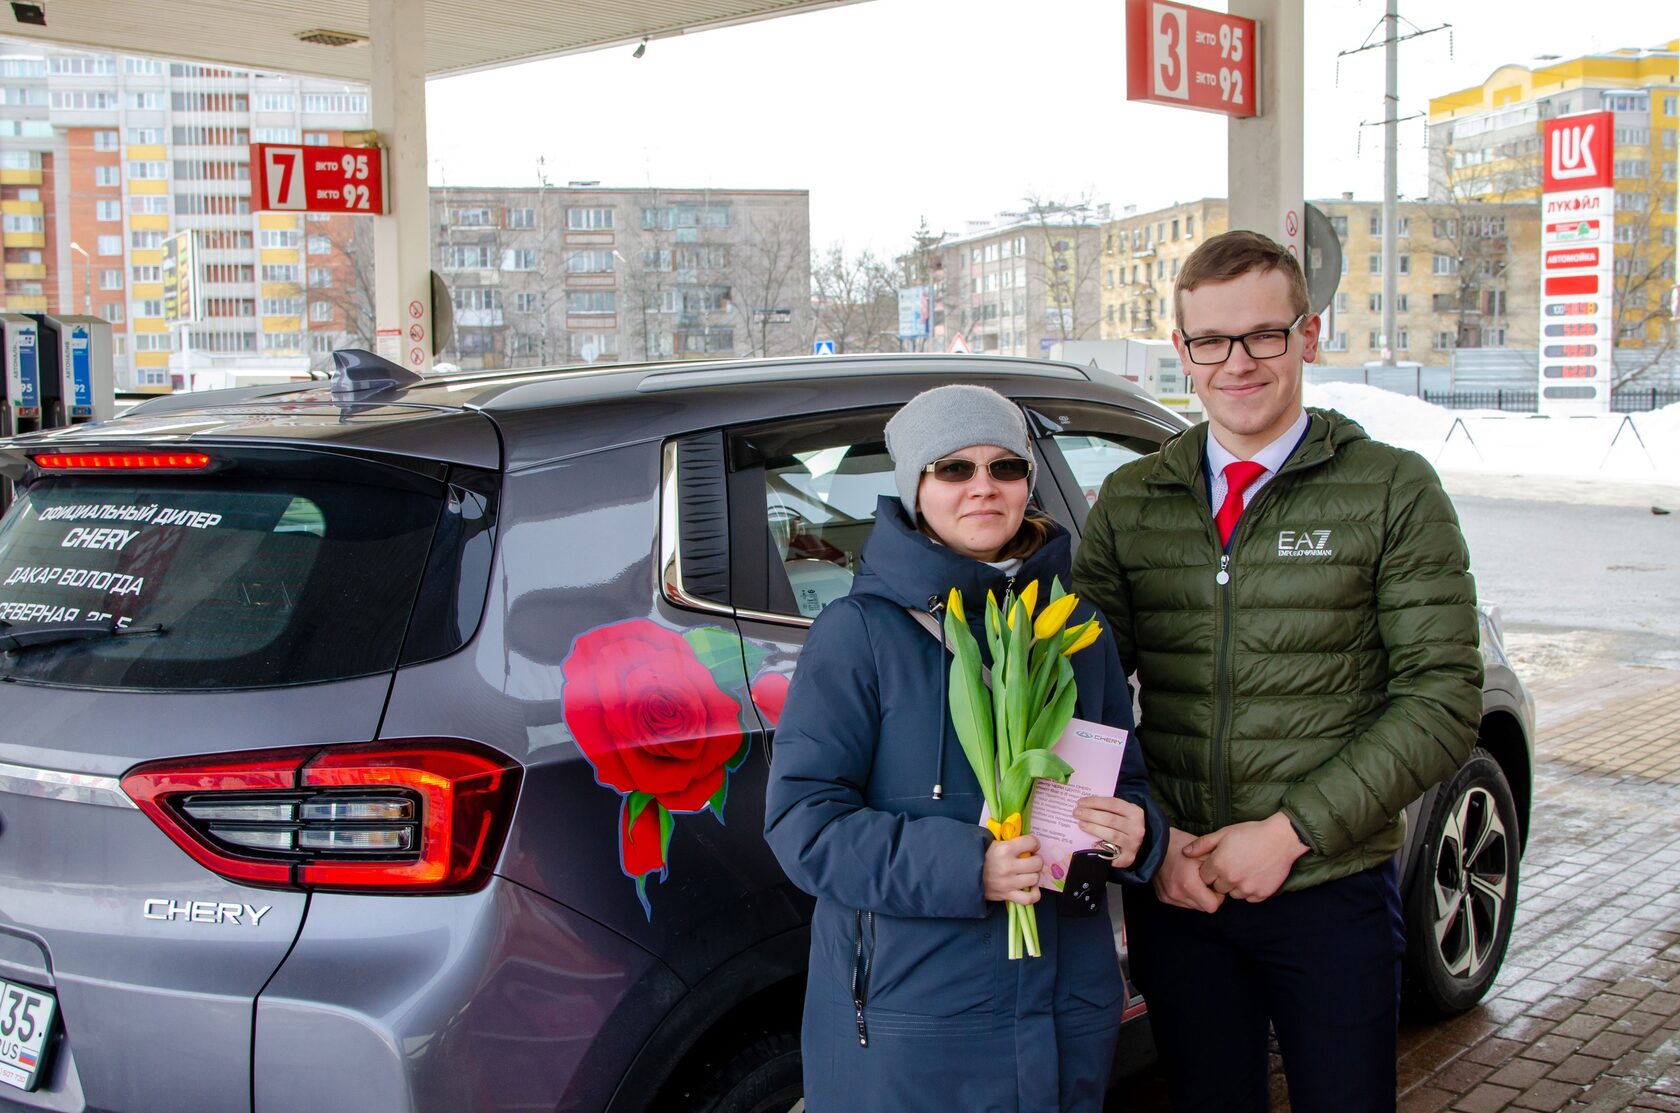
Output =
[{"x1": 864, "y1": 909, "x2": 997, "y2": 1019}]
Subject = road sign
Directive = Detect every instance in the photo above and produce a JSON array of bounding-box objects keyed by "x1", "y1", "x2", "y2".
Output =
[
  {"x1": 1126, "y1": 0, "x2": 1258, "y2": 118},
  {"x1": 947, "y1": 332, "x2": 971, "y2": 354},
  {"x1": 251, "y1": 143, "x2": 388, "y2": 214},
  {"x1": 1302, "y1": 203, "x2": 1342, "y2": 316},
  {"x1": 813, "y1": 339, "x2": 836, "y2": 355}
]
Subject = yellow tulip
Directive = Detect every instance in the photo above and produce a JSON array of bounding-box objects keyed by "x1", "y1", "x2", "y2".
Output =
[
  {"x1": 1018, "y1": 580, "x2": 1039, "y2": 619},
  {"x1": 1062, "y1": 621, "x2": 1103, "y2": 656},
  {"x1": 947, "y1": 586, "x2": 965, "y2": 624},
  {"x1": 1032, "y1": 594, "x2": 1080, "y2": 641}
]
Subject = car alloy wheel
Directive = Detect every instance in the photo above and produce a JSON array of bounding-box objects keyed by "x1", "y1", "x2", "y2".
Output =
[
  {"x1": 1403, "y1": 747, "x2": 1522, "y2": 1016},
  {"x1": 1430, "y1": 783, "x2": 1510, "y2": 981}
]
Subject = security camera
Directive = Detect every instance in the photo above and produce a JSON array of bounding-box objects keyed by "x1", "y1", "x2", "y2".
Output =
[{"x1": 10, "y1": 2, "x2": 45, "y2": 26}]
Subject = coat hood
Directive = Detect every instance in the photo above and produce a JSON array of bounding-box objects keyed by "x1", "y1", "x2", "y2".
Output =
[{"x1": 851, "y1": 496, "x2": 1075, "y2": 619}]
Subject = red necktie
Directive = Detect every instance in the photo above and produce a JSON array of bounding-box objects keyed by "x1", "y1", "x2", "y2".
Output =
[{"x1": 1215, "y1": 460, "x2": 1267, "y2": 548}]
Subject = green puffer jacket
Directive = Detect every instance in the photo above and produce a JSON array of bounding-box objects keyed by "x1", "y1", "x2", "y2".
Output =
[{"x1": 1070, "y1": 408, "x2": 1483, "y2": 891}]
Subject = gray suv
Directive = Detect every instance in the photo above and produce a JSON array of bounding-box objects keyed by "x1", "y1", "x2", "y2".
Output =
[{"x1": 0, "y1": 352, "x2": 1533, "y2": 1112}]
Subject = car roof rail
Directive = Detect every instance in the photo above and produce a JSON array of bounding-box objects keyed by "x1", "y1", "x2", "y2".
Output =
[
  {"x1": 331, "y1": 348, "x2": 425, "y2": 398},
  {"x1": 634, "y1": 353, "x2": 1090, "y2": 394}
]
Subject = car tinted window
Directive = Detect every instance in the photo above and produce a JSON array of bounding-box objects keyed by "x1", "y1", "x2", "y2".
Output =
[
  {"x1": 766, "y1": 441, "x2": 894, "y2": 618},
  {"x1": 0, "y1": 470, "x2": 442, "y2": 689},
  {"x1": 1053, "y1": 434, "x2": 1147, "y2": 507}
]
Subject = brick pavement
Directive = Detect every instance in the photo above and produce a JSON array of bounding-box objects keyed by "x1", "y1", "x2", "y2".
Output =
[{"x1": 1115, "y1": 665, "x2": 1680, "y2": 1111}]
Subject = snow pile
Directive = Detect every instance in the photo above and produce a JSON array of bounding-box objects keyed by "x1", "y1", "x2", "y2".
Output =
[{"x1": 1302, "y1": 383, "x2": 1680, "y2": 488}]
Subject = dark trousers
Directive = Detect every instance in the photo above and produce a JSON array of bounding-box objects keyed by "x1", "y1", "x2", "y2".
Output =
[{"x1": 1123, "y1": 859, "x2": 1405, "y2": 1113}]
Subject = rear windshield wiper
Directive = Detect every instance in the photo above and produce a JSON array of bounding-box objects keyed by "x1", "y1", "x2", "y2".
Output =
[{"x1": 0, "y1": 619, "x2": 165, "y2": 654}]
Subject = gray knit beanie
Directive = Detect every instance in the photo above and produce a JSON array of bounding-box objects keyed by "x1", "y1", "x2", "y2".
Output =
[{"x1": 883, "y1": 384, "x2": 1034, "y2": 521}]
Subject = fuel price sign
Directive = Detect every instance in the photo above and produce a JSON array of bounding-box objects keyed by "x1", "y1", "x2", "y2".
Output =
[
  {"x1": 251, "y1": 143, "x2": 388, "y2": 214},
  {"x1": 1126, "y1": 0, "x2": 1258, "y2": 118}
]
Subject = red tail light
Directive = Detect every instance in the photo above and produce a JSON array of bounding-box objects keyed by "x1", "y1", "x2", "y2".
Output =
[
  {"x1": 33, "y1": 452, "x2": 212, "y2": 471},
  {"x1": 121, "y1": 740, "x2": 522, "y2": 893}
]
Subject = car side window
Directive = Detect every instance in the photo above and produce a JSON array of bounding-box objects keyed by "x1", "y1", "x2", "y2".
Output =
[
  {"x1": 726, "y1": 409, "x2": 899, "y2": 622},
  {"x1": 1025, "y1": 399, "x2": 1181, "y2": 521}
]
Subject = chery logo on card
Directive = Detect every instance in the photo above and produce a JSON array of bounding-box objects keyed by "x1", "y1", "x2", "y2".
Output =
[{"x1": 1543, "y1": 113, "x2": 1614, "y2": 191}]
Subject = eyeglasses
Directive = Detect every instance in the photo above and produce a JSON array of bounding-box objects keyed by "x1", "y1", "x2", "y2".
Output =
[
  {"x1": 1180, "y1": 313, "x2": 1307, "y2": 365},
  {"x1": 923, "y1": 456, "x2": 1033, "y2": 483}
]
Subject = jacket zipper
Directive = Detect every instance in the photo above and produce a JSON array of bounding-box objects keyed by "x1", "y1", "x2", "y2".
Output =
[
  {"x1": 851, "y1": 910, "x2": 875, "y2": 1047},
  {"x1": 1207, "y1": 472, "x2": 1295, "y2": 827}
]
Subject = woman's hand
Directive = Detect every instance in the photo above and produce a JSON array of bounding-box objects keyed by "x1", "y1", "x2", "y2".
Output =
[
  {"x1": 983, "y1": 834, "x2": 1042, "y2": 905},
  {"x1": 1072, "y1": 795, "x2": 1146, "y2": 868}
]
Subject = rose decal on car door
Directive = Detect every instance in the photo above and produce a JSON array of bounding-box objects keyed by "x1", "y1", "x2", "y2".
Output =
[{"x1": 561, "y1": 618, "x2": 784, "y2": 916}]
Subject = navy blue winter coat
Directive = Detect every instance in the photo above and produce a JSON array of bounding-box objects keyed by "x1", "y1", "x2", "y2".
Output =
[{"x1": 765, "y1": 498, "x2": 1167, "y2": 1113}]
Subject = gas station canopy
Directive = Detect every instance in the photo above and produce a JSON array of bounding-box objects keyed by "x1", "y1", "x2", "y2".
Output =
[{"x1": 5, "y1": 0, "x2": 859, "y2": 81}]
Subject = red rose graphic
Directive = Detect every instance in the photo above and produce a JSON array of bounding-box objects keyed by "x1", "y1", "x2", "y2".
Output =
[
  {"x1": 562, "y1": 619, "x2": 745, "y2": 813},
  {"x1": 621, "y1": 797, "x2": 667, "y2": 880},
  {"x1": 751, "y1": 671, "x2": 791, "y2": 726}
]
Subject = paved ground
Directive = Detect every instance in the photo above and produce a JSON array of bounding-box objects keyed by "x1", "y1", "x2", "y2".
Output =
[{"x1": 1116, "y1": 661, "x2": 1680, "y2": 1111}]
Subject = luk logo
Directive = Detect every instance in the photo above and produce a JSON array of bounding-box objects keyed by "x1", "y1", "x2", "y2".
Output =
[
  {"x1": 1550, "y1": 123, "x2": 1598, "y2": 182},
  {"x1": 1278, "y1": 529, "x2": 1333, "y2": 558}
]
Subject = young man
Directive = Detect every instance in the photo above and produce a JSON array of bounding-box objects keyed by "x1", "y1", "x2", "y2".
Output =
[{"x1": 1070, "y1": 230, "x2": 1482, "y2": 1112}]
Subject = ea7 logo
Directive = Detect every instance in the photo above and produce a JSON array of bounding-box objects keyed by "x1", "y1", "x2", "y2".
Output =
[
  {"x1": 1278, "y1": 529, "x2": 1333, "y2": 558},
  {"x1": 1550, "y1": 123, "x2": 1598, "y2": 182}
]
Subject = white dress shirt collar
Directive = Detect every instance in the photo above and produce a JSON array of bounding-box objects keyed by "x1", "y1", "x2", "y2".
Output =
[{"x1": 1207, "y1": 407, "x2": 1311, "y2": 479}]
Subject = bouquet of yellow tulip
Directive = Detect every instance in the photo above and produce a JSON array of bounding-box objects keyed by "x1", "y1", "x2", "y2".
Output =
[{"x1": 943, "y1": 576, "x2": 1104, "y2": 959}]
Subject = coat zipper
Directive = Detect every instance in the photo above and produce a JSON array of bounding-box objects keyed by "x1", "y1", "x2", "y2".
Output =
[
  {"x1": 851, "y1": 910, "x2": 876, "y2": 1047},
  {"x1": 1207, "y1": 472, "x2": 1295, "y2": 827}
]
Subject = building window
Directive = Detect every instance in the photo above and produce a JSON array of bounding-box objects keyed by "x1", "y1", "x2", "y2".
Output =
[
  {"x1": 440, "y1": 245, "x2": 496, "y2": 269},
  {"x1": 507, "y1": 334, "x2": 541, "y2": 357},
  {"x1": 131, "y1": 265, "x2": 161, "y2": 282},
  {"x1": 126, "y1": 127, "x2": 163, "y2": 145},
  {"x1": 1321, "y1": 331, "x2": 1348, "y2": 351},
  {"x1": 261, "y1": 264, "x2": 301, "y2": 283},
  {"x1": 261, "y1": 297, "x2": 305, "y2": 316},
  {"x1": 1368, "y1": 254, "x2": 1381, "y2": 274},
  {"x1": 307, "y1": 235, "x2": 332, "y2": 255},
  {"x1": 308, "y1": 267, "x2": 333, "y2": 288},
  {"x1": 93, "y1": 130, "x2": 119, "y2": 151},
  {"x1": 99, "y1": 269, "x2": 123, "y2": 290},
  {"x1": 1335, "y1": 292, "x2": 1349, "y2": 312},
  {"x1": 566, "y1": 250, "x2": 615, "y2": 274},
  {"x1": 566, "y1": 291, "x2": 616, "y2": 314},
  {"x1": 452, "y1": 288, "x2": 502, "y2": 312},
  {"x1": 255, "y1": 127, "x2": 300, "y2": 143},
  {"x1": 508, "y1": 208, "x2": 536, "y2": 229},
  {"x1": 1432, "y1": 255, "x2": 1458, "y2": 275},
  {"x1": 309, "y1": 301, "x2": 333, "y2": 322},
  {"x1": 100, "y1": 304, "x2": 124, "y2": 323},
  {"x1": 301, "y1": 94, "x2": 368, "y2": 114},
  {"x1": 134, "y1": 299, "x2": 164, "y2": 318},
  {"x1": 502, "y1": 248, "x2": 537, "y2": 271},
  {"x1": 255, "y1": 93, "x2": 296, "y2": 112},
  {"x1": 567, "y1": 207, "x2": 614, "y2": 230},
  {"x1": 127, "y1": 161, "x2": 168, "y2": 181},
  {"x1": 450, "y1": 208, "x2": 493, "y2": 227},
  {"x1": 1605, "y1": 92, "x2": 1648, "y2": 114},
  {"x1": 126, "y1": 92, "x2": 164, "y2": 110},
  {"x1": 97, "y1": 235, "x2": 122, "y2": 256},
  {"x1": 1395, "y1": 329, "x2": 1409, "y2": 350},
  {"x1": 1434, "y1": 331, "x2": 1455, "y2": 350},
  {"x1": 1614, "y1": 160, "x2": 1649, "y2": 179},
  {"x1": 1368, "y1": 293, "x2": 1382, "y2": 312},
  {"x1": 130, "y1": 195, "x2": 168, "y2": 215},
  {"x1": 96, "y1": 200, "x2": 121, "y2": 222},
  {"x1": 259, "y1": 229, "x2": 301, "y2": 248},
  {"x1": 50, "y1": 91, "x2": 119, "y2": 110}
]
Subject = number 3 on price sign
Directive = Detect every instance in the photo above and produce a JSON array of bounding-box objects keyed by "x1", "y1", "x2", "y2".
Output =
[
  {"x1": 1127, "y1": 0, "x2": 1258, "y2": 119},
  {"x1": 1151, "y1": 4, "x2": 1188, "y2": 100}
]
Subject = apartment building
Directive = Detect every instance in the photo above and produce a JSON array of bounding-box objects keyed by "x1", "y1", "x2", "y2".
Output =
[
  {"x1": 1428, "y1": 41, "x2": 1679, "y2": 374},
  {"x1": 911, "y1": 212, "x2": 1103, "y2": 356},
  {"x1": 1095, "y1": 196, "x2": 1538, "y2": 368},
  {"x1": 430, "y1": 185, "x2": 810, "y2": 370},
  {"x1": 0, "y1": 38, "x2": 371, "y2": 391}
]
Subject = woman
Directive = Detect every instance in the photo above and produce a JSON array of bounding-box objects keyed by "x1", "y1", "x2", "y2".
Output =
[{"x1": 764, "y1": 384, "x2": 1167, "y2": 1113}]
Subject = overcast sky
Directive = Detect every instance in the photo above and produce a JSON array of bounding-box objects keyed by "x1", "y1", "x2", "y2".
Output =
[{"x1": 426, "y1": 1, "x2": 1675, "y2": 258}]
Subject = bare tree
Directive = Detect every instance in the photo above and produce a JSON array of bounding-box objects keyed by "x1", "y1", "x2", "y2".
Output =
[
  {"x1": 729, "y1": 206, "x2": 810, "y2": 358},
  {"x1": 811, "y1": 243, "x2": 897, "y2": 354},
  {"x1": 1608, "y1": 164, "x2": 1679, "y2": 387},
  {"x1": 303, "y1": 215, "x2": 375, "y2": 373},
  {"x1": 1423, "y1": 142, "x2": 1541, "y2": 353},
  {"x1": 1021, "y1": 193, "x2": 1104, "y2": 342}
]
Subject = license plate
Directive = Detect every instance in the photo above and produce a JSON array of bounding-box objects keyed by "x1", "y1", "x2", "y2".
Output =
[{"x1": 0, "y1": 977, "x2": 56, "y2": 1092}]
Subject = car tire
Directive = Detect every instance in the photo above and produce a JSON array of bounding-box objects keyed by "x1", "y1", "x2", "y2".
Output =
[
  {"x1": 663, "y1": 1028, "x2": 802, "y2": 1113},
  {"x1": 1403, "y1": 748, "x2": 1521, "y2": 1016}
]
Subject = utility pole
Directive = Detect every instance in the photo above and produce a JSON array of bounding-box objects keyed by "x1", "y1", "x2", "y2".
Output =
[
  {"x1": 1382, "y1": 0, "x2": 1398, "y2": 367},
  {"x1": 1339, "y1": 11, "x2": 1449, "y2": 369}
]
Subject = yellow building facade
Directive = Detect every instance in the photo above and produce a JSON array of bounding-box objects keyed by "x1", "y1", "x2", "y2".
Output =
[{"x1": 1428, "y1": 43, "x2": 1679, "y2": 355}]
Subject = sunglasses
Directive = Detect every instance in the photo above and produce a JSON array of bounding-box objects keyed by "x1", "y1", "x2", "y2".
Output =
[{"x1": 923, "y1": 456, "x2": 1033, "y2": 483}]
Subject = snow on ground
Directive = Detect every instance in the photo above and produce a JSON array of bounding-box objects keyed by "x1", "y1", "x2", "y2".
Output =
[{"x1": 1302, "y1": 383, "x2": 1680, "y2": 498}]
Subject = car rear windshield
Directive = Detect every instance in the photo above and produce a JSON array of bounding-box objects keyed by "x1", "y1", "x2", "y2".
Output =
[{"x1": 0, "y1": 460, "x2": 444, "y2": 690}]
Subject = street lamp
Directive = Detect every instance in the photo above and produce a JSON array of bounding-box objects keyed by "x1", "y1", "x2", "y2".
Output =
[{"x1": 68, "y1": 241, "x2": 92, "y2": 315}]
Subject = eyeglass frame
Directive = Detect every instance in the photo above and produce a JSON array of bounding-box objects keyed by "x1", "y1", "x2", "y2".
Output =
[
  {"x1": 921, "y1": 456, "x2": 1035, "y2": 483},
  {"x1": 1177, "y1": 312, "x2": 1308, "y2": 366}
]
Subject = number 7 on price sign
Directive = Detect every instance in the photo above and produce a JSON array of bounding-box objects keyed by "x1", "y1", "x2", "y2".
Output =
[{"x1": 259, "y1": 146, "x2": 305, "y2": 210}]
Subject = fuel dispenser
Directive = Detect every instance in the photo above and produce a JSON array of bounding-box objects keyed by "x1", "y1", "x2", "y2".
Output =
[
  {"x1": 1, "y1": 312, "x2": 43, "y2": 439},
  {"x1": 32, "y1": 314, "x2": 114, "y2": 426},
  {"x1": 1, "y1": 312, "x2": 43, "y2": 514},
  {"x1": 24, "y1": 313, "x2": 64, "y2": 428}
]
